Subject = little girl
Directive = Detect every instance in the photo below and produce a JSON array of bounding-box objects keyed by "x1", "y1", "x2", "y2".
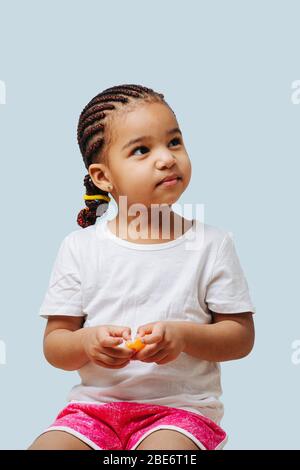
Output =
[{"x1": 28, "y1": 84, "x2": 256, "y2": 451}]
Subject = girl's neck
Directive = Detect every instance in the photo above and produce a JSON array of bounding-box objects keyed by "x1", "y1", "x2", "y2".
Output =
[{"x1": 107, "y1": 210, "x2": 192, "y2": 244}]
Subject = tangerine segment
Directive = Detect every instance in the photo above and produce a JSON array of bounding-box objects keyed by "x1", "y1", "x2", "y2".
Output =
[{"x1": 125, "y1": 337, "x2": 145, "y2": 352}]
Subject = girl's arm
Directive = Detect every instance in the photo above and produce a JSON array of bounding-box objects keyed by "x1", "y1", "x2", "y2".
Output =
[
  {"x1": 43, "y1": 315, "x2": 90, "y2": 371},
  {"x1": 181, "y1": 312, "x2": 255, "y2": 362},
  {"x1": 43, "y1": 316, "x2": 135, "y2": 371}
]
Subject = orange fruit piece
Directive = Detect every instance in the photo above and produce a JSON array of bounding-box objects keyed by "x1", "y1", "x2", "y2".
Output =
[{"x1": 125, "y1": 337, "x2": 145, "y2": 352}]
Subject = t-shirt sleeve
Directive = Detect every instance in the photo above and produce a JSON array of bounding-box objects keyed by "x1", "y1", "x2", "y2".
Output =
[
  {"x1": 205, "y1": 232, "x2": 256, "y2": 314},
  {"x1": 38, "y1": 234, "x2": 84, "y2": 319}
]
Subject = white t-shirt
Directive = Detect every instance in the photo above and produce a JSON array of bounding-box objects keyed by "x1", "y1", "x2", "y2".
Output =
[{"x1": 38, "y1": 218, "x2": 256, "y2": 424}]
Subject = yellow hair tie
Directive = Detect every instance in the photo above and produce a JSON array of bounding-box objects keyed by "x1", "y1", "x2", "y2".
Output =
[{"x1": 83, "y1": 194, "x2": 111, "y2": 202}]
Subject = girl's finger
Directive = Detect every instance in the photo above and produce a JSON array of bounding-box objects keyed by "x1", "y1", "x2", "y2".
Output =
[
  {"x1": 103, "y1": 345, "x2": 135, "y2": 358},
  {"x1": 142, "y1": 334, "x2": 163, "y2": 345},
  {"x1": 122, "y1": 330, "x2": 132, "y2": 341},
  {"x1": 101, "y1": 336, "x2": 123, "y2": 348},
  {"x1": 95, "y1": 351, "x2": 132, "y2": 365},
  {"x1": 98, "y1": 327, "x2": 131, "y2": 347},
  {"x1": 155, "y1": 354, "x2": 171, "y2": 364},
  {"x1": 133, "y1": 346, "x2": 164, "y2": 361},
  {"x1": 141, "y1": 351, "x2": 169, "y2": 364},
  {"x1": 108, "y1": 325, "x2": 132, "y2": 338},
  {"x1": 139, "y1": 323, "x2": 165, "y2": 345},
  {"x1": 94, "y1": 359, "x2": 131, "y2": 369}
]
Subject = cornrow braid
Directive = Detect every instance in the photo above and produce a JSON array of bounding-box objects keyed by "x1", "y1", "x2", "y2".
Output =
[
  {"x1": 76, "y1": 175, "x2": 111, "y2": 228},
  {"x1": 76, "y1": 83, "x2": 166, "y2": 228}
]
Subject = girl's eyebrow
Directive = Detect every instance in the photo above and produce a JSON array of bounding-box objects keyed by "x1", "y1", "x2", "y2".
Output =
[{"x1": 121, "y1": 127, "x2": 182, "y2": 151}]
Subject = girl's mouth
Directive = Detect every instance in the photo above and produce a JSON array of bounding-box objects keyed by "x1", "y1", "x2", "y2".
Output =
[{"x1": 156, "y1": 177, "x2": 182, "y2": 187}]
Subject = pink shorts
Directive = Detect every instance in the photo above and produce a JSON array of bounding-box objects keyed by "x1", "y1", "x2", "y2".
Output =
[{"x1": 40, "y1": 401, "x2": 227, "y2": 450}]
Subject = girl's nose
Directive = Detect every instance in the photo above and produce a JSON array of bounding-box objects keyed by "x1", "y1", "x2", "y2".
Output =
[{"x1": 156, "y1": 153, "x2": 176, "y2": 168}]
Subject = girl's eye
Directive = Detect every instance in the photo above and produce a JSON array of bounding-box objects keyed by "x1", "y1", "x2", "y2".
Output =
[
  {"x1": 131, "y1": 137, "x2": 182, "y2": 156},
  {"x1": 132, "y1": 145, "x2": 149, "y2": 156},
  {"x1": 170, "y1": 137, "x2": 182, "y2": 146}
]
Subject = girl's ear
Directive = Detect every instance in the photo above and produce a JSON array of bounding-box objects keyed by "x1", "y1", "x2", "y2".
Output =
[{"x1": 89, "y1": 164, "x2": 112, "y2": 193}]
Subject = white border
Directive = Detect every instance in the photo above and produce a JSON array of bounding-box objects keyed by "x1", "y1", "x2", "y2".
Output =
[
  {"x1": 39, "y1": 424, "x2": 227, "y2": 451},
  {"x1": 38, "y1": 426, "x2": 104, "y2": 450},
  {"x1": 129, "y1": 425, "x2": 206, "y2": 450},
  {"x1": 130, "y1": 425, "x2": 227, "y2": 450},
  {"x1": 215, "y1": 434, "x2": 229, "y2": 450}
]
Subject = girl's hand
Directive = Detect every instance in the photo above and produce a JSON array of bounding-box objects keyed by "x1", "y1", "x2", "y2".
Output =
[
  {"x1": 132, "y1": 321, "x2": 185, "y2": 365},
  {"x1": 81, "y1": 325, "x2": 135, "y2": 369}
]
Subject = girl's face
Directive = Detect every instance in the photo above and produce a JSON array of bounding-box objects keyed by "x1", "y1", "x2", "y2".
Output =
[{"x1": 89, "y1": 101, "x2": 191, "y2": 210}]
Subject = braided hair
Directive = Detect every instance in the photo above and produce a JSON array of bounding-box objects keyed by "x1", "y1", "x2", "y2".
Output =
[{"x1": 76, "y1": 84, "x2": 167, "y2": 228}]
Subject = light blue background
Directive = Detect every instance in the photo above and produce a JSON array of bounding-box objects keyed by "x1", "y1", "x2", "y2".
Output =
[{"x1": 0, "y1": 0, "x2": 299, "y2": 450}]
